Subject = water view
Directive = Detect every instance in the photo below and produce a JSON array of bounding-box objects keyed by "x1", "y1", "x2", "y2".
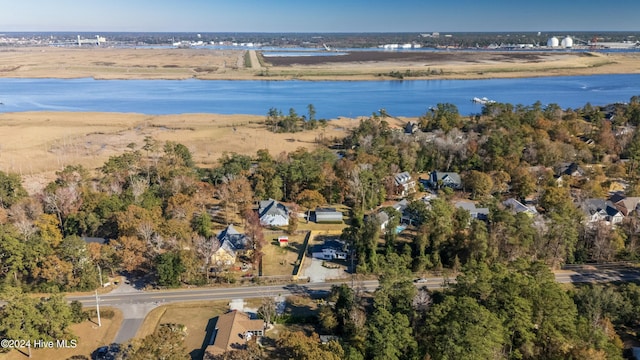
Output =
[{"x1": 1, "y1": 74, "x2": 640, "y2": 118}]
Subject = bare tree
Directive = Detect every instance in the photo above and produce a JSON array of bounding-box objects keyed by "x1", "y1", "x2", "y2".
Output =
[
  {"x1": 13, "y1": 219, "x2": 36, "y2": 241},
  {"x1": 244, "y1": 209, "x2": 265, "y2": 268},
  {"x1": 137, "y1": 221, "x2": 155, "y2": 243},
  {"x1": 194, "y1": 235, "x2": 220, "y2": 282},
  {"x1": 130, "y1": 176, "x2": 149, "y2": 204},
  {"x1": 257, "y1": 296, "x2": 277, "y2": 328},
  {"x1": 413, "y1": 287, "x2": 432, "y2": 312}
]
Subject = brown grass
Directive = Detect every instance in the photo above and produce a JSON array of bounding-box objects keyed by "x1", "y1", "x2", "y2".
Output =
[
  {"x1": 135, "y1": 301, "x2": 230, "y2": 360},
  {"x1": 0, "y1": 112, "x2": 402, "y2": 194},
  {"x1": 0, "y1": 307, "x2": 123, "y2": 360},
  {"x1": 261, "y1": 232, "x2": 307, "y2": 276},
  {"x1": 0, "y1": 47, "x2": 638, "y2": 81}
]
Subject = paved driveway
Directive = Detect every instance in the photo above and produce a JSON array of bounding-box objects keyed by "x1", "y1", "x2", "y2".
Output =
[{"x1": 304, "y1": 258, "x2": 349, "y2": 283}]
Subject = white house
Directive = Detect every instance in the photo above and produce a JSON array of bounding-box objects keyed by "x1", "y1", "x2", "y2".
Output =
[
  {"x1": 394, "y1": 172, "x2": 416, "y2": 197},
  {"x1": 311, "y1": 239, "x2": 348, "y2": 260},
  {"x1": 582, "y1": 199, "x2": 624, "y2": 226}
]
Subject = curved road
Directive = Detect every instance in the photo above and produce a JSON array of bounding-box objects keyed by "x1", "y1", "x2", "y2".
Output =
[{"x1": 67, "y1": 266, "x2": 640, "y2": 344}]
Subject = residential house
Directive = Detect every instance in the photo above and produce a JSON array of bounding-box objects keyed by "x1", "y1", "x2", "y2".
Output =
[
  {"x1": 311, "y1": 239, "x2": 348, "y2": 260},
  {"x1": 555, "y1": 162, "x2": 585, "y2": 186},
  {"x1": 581, "y1": 199, "x2": 624, "y2": 226},
  {"x1": 205, "y1": 310, "x2": 265, "y2": 357},
  {"x1": 609, "y1": 193, "x2": 640, "y2": 216},
  {"x1": 428, "y1": 171, "x2": 462, "y2": 190},
  {"x1": 503, "y1": 198, "x2": 538, "y2": 217},
  {"x1": 392, "y1": 199, "x2": 409, "y2": 213},
  {"x1": 392, "y1": 199, "x2": 414, "y2": 225},
  {"x1": 211, "y1": 224, "x2": 250, "y2": 266},
  {"x1": 392, "y1": 196, "x2": 436, "y2": 225},
  {"x1": 394, "y1": 172, "x2": 416, "y2": 197},
  {"x1": 365, "y1": 210, "x2": 390, "y2": 231},
  {"x1": 314, "y1": 207, "x2": 343, "y2": 223},
  {"x1": 455, "y1": 201, "x2": 489, "y2": 221},
  {"x1": 557, "y1": 162, "x2": 585, "y2": 177},
  {"x1": 404, "y1": 122, "x2": 419, "y2": 134},
  {"x1": 258, "y1": 199, "x2": 290, "y2": 227}
]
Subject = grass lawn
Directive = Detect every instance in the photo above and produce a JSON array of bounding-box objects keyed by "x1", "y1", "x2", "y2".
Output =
[
  {"x1": 136, "y1": 301, "x2": 230, "y2": 360},
  {"x1": 261, "y1": 232, "x2": 307, "y2": 276},
  {"x1": 134, "y1": 296, "x2": 323, "y2": 359},
  {"x1": 0, "y1": 307, "x2": 122, "y2": 360}
]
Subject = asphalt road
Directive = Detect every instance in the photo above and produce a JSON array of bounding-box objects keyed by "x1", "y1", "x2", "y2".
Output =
[{"x1": 65, "y1": 265, "x2": 640, "y2": 344}]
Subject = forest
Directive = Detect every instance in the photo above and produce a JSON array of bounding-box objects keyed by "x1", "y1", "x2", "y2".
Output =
[{"x1": 1, "y1": 96, "x2": 640, "y2": 358}]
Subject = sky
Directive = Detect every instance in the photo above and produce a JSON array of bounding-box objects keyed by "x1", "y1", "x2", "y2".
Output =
[{"x1": 1, "y1": 0, "x2": 639, "y2": 33}]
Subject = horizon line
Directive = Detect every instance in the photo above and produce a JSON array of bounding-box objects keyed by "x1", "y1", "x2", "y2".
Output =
[{"x1": 1, "y1": 30, "x2": 639, "y2": 34}]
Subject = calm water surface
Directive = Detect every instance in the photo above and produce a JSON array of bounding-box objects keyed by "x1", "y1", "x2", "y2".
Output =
[{"x1": 1, "y1": 74, "x2": 639, "y2": 118}]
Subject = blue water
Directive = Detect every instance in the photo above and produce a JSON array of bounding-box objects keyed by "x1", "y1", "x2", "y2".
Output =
[{"x1": 0, "y1": 74, "x2": 639, "y2": 119}]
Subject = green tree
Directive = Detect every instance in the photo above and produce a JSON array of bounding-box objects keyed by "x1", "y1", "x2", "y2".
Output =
[
  {"x1": 0, "y1": 224, "x2": 26, "y2": 285},
  {"x1": 163, "y1": 141, "x2": 194, "y2": 168},
  {"x1": 367, "y1": 306, "x2": 416, "y2": 360},
  {"x1": 296, "y1": 189, "x2": 326, "y2": 223},
  {"x1": 0, "y1": 171, "x2": 27, "y2": 208},
  {"x1": 307, "y1": 103, "x2": 316, "y2": 122},
  {"x1": 276, "y1": 330, "x2": 344, "y2": 360},
  {"x1": 0, "y1": 292, "x2": 76, "y2": 344},
  {"x1": 425, "y1": 296, "x2": 506, "y2": 360},
  {"x1": 464, "y1": 170, "x2": 494, "y2": 199},
  {"x1": 127, "y1": 324, "x2": 189, "y2": 360},
  {"x1": 156, "y1": 252, "x2": 185, "y2": 288}
]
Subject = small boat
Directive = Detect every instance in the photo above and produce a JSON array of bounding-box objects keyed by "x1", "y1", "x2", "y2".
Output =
[{"x1": 472, "y1": 97, "x2": 496, "y2": 105}]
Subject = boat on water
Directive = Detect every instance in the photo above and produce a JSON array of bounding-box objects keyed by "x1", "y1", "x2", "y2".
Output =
[{"x1": 472, "y1": 97, "x2": 496, "y2": 105}]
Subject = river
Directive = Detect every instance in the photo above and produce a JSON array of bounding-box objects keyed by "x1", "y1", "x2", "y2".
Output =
[{"x1": 1, "y1": 74, "x2": 639, "y2": 119}]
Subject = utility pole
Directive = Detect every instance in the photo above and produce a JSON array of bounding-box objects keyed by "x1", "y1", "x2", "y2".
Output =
[
  {"x1": 97, "y1": 264, "x2": 103, "y2": 288},
  {"x1": 95, "y1": 290, "x2": 101, "y2": 327}
]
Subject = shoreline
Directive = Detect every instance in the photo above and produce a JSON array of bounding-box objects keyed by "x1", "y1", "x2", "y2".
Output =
[{"x1": 0, "y1": 47, "x2": 637, "y2": 81}]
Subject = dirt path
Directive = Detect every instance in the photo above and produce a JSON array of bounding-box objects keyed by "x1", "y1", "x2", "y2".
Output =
[{"x1": 248, "y1": 50, "x2": 262, "y2": 70}]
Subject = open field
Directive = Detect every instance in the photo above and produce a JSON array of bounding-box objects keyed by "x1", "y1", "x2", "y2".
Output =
[
  {"x1": 0, "y1": 47, "x2": 252, "y2": 80},
  {"x1": 0, "y1": 47, "x2": 638, "y2": 80},
  {"x1": 261, "y1": 50, "x2": 640, "y2": 80},
  {"x1": 0, "y1": 111, "x2": 402, "y2": 193},
  {"x1": 136, "y1": 300, "x2": 232, "y2": 360},
  {"x1": 261, "y1": 232, "x2": 307, "y2": 277},
  {"x1": 0, "y1": 308, "x2": 122, "y2": 360}
]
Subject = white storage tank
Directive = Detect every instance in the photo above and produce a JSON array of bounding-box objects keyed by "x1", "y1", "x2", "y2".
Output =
[
  {"x1": 561, "y1": 36, "x2": 573, "y2": 48},
  {"x1": 547, "y1": 36, "x2": 559, "y2": 47}
]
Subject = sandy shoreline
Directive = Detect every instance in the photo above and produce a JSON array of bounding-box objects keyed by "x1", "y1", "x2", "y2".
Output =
[{"x1": 0, "y1": 47, "x2": 638, "y2": 81}]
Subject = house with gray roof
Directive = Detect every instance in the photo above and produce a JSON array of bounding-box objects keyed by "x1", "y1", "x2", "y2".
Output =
[
  {"x1": 503, "y1": 198, "x2": 538, "y2": 217},
  {"x1": 455, "y1": 201, "x2": 489, "y2": 221},
  {"x1": 211, "y1": 224, "x2": 250, "y2": 266},
  {"x1": 258, "y1": 198, "x2": 290, "y2": 227},
  {"x1": 581, "y1": 199, "x2": 624, "y2": 226},
  {"x1": 365, "y1": 210, "x2": 390, "y2": 230},
  {"x1": 428, "y1": 171, "x2": 462, "y2": 190}
]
